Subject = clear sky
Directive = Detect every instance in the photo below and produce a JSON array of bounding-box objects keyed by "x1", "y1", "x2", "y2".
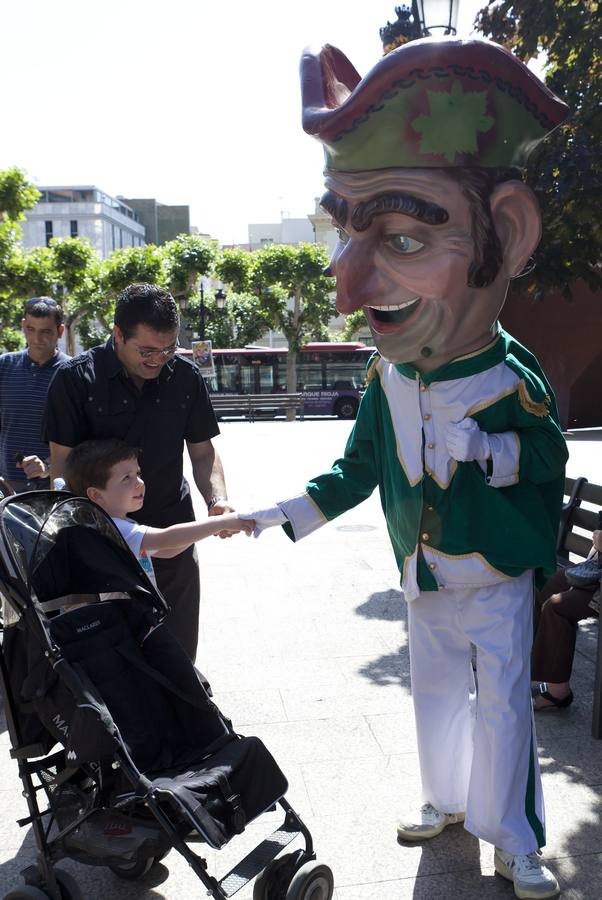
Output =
[{"x1": 2, "y1": 1, "x2": 502, "y2": 245}]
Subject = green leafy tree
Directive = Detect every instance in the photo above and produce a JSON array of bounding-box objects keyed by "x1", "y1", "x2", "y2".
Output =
[
  {"x1": 0, "y1": 168, "x2": 42, "y2": 351},
  {"x1": 51, "y1": 237, "x2": 106, "y2": 354},
  {"x1": 214, "y1": 247, "x2": 255, "y2": 293},
  {"x1": 101, "y1": 245, "x2": 166, "y2": 299},
  {"x1": 339, "y1": 308, "x2": 369, "y2": 342},
  {"x1": 163, "y1": 234, "x2": 217, "y2": 307},
  {"x1": 475, "y1": 0, "x2": 601, "y2": 298},
  {"x1": 99, "y1": 244, "x2": 166, "y2": 341},
  {"x1": 253, "y1": 242, "x2": 336, "y2": 396},
  {"x1": 187, "y1": 290, "x2": 271, "y2": 348},
  {"x1": 0, "y1": 167, "x2": 40, "y2": 223}
]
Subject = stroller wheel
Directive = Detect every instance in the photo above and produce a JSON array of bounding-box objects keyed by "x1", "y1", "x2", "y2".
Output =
[
  {"x1": 4, "y1": 889, "x2": 51, "y2": 900},
  {"x1": 253, "y1": 850, "x2": 307, "y2": 900},
  {"x1": 284, "y1": 862, "x2": 334, "y2": 900},
  {"x1": 108, "y1": 856, "x2": 155, "y2": 880},
  {"x1": 5, "y1": 870, "x2": 83, "y2": 900}
]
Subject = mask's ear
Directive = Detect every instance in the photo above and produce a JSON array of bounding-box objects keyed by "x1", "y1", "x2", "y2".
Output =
[{"x1": 490, "y1": 180, "x2": 541, "y2": 278}]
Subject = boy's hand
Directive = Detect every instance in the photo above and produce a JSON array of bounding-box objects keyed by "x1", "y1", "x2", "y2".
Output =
[
  {"x1": 213, "y1": 512, "x2": 255, "y2": 537},
  {"x1": 593, "y1": 530, "x2": 602, "y2": 553}
]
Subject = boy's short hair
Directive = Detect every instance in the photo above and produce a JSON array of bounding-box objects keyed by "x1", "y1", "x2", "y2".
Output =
[{"x1": 65, "y1": 439, "x2": 139, "y2": 498}]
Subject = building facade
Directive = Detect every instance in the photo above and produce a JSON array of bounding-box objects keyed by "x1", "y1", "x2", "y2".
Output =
[
  {"x1": 247, "y1": 216, "x2": 315, "y2": 250},
  {"x1": 120, "y1": 198, "x2": 191, "y2": 245},
  {"x1": 20, "y1": 187, "x2": 146, "y2": 258}
]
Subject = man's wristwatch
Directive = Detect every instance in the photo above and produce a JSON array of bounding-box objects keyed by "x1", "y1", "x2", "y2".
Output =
[{"x1": 207, "y1": 496, "x2": 228, "y2": 511}]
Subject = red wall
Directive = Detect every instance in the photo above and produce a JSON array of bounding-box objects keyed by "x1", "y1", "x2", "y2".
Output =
[{"x1": 500, "y1": 282, "x2": 602, "y2": 430}]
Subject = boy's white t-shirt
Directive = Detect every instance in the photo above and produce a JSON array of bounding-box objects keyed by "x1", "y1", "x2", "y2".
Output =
[{"x1": 112, "y1": 516, "x2": 158, "y2": 590}]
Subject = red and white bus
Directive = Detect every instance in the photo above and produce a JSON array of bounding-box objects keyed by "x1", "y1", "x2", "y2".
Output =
[{"x1": 184, "y1": 342, "x2": 374, "y2": 419}]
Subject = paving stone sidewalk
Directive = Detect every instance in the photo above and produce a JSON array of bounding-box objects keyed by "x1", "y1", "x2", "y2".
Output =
[{"x1": 1, "y1": 422, "x2": 601, "y2": 899}]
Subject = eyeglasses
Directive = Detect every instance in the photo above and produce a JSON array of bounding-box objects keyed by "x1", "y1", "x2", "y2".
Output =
[{"x1": 131, "y1": 341, "x2": 180, "y2": 360}]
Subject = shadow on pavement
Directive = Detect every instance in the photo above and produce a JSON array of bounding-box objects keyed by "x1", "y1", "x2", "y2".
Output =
[
  {"x1": 355, "y1": 589, "x2": 411, "y2": 689},
  {"x1": 0, "y1": 824, "x2": 171, "y2": 899}
]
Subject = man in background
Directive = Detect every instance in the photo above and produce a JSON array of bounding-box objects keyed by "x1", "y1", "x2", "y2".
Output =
[
  {"x1": 0, "y1": 297, "x2": 69, "y2": 492},
  {"x1": 45, "y1": 282, "x2": 230, "y2": 661}
]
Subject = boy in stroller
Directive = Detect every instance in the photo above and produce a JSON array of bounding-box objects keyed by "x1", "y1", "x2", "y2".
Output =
[
  {"x1": 0, "y1": 485, "x2": 333, "y2": 899},
  {"x1": 63, "y1": 438, "x2": 252, "y2": 602}
]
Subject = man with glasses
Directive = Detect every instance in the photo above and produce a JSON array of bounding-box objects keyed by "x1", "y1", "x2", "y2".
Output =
[
  {"x1": 0, "y1": 297, "x2": 69, "y2": 493},
  {"x1": 44, "y1": 282, "x2": 230, "y2": 660}
]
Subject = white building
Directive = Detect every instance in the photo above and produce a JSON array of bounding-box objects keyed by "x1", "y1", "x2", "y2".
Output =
[
  {"x1": 21, "y1": 186, "x2": 146, "y2": 258},
  {"x1": 247, "y1": 215, "x2": 315, "y2": 250}
]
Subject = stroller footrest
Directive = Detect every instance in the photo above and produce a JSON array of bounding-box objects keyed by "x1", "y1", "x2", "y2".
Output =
[{"x1": 218, "y1": 818, "x2": 300, "y2": 897}]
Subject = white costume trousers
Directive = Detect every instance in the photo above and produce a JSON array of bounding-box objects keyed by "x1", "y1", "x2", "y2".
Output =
[{"x1": 407, "y1": 570, "x2": 545, "y2": 854}]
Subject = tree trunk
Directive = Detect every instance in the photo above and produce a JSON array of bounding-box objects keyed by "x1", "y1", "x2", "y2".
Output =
[{"x1": 285, "y1": 290, "x2": 302, "y2": 421}]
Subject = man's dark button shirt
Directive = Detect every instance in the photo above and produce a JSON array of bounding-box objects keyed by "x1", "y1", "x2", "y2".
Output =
[{"x1": 44, "y1": 339, "x2": 219, "y2": 527}]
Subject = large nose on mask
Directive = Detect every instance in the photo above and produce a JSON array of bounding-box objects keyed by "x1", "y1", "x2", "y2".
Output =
[{"x1": 329, "y1": 240, "x2": 381, "y2": 315}]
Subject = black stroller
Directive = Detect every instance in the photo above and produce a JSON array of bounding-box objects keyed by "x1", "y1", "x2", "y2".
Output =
[{"x1": 0, "y1": 490, "x2": 334, "y2": 900}]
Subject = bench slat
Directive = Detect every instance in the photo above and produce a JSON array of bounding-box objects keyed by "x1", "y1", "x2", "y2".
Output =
[
  {"x1": 564, "y1": 531, "x2": 593, "y2": 559},
  {"x1": 571, "y1": 507, "x2": 601, "y2": 532},
  {"x1": 581, "y1": 482, "x2": 602, "y2": 506}
]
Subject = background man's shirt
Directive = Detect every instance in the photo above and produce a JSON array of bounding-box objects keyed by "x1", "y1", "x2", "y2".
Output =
[{"x1": 0, "y1": 349, "x2": 70, "y2": 486}]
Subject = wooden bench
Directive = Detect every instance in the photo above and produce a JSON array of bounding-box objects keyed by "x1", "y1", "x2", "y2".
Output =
[
  {"x1": 209, "y1": 393, "x2": 304, "y2": 423},
  {"x1": 557, "y1": 476, "x2": 602, "y2": 737}
]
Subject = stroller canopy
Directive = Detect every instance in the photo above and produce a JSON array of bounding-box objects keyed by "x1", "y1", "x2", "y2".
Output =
[{"x1": 0, "y1": 492, "x2": 163, "y2": 611}]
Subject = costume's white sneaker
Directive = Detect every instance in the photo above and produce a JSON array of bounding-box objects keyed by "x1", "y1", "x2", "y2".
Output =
[
  {"x1": 494, "y1": 848, "x2": 560, "y2": 898},
  {"x1": 397, "y1": 802, "x2": 465, "y2": 841}
]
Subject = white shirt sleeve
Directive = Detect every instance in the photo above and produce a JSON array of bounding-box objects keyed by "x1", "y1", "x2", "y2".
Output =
[{"x1": 112, "y1": 517, "x2": 148, "y2": 557}]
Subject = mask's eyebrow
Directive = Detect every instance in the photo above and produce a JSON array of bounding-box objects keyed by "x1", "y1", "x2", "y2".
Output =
[
  {"x1": 320, "y1": 190, "x2": 348, "y2": 228},
  {"x1": 351, "y1": 192, "x2": 449, "y2": 232}
]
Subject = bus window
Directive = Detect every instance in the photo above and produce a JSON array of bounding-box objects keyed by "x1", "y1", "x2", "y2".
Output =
[
  {"x1": 259, "y1": 365, "x2": 275, "y2": 394},
  {"x1": 239, "y1": 361, "x2": 256, "y2": 393},
  {"x1": 324, "y1": 364, "x2": 363, "y2": 390},
  {"x1": 297, "y1": 362, "x2": 323, "y2": 391},
  {"x1": 218, "y1": 362, "x2": 239, "y2": 393}
]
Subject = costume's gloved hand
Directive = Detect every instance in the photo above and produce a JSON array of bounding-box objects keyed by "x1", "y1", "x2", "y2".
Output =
[
  {"x1": 445, "y1": 418, "x2": 491, "y2": 462},
  {"x1": 239, "y1": 505, "x2": 287, "y2": 539}
]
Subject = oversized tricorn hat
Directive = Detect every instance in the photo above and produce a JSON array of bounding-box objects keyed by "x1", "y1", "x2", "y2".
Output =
[{"x1": 300, "y1": 37, "x2": 569, "y2": 170}]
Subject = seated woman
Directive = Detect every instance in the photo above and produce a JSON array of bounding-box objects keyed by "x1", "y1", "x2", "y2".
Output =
[{"x1": 532, "y1": 529, "x2": 601, "y2": 710}]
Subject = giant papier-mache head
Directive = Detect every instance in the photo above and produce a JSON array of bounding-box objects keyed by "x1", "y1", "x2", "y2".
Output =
[{"x1": 300, "y1": 38, "x2": 569, "y2": 368}]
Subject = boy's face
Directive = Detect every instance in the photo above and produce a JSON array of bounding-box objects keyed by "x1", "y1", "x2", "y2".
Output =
[{"x1": 89, "y1": 457, "x2": 145, "y2": 518}]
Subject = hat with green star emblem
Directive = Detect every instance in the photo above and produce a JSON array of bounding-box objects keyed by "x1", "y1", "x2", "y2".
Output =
[{"x1": 300, "y1": 37, "x2": 568, "y2": 170}]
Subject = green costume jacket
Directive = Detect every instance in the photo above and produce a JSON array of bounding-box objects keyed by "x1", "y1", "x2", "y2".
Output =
[{"x1": 279, "y1": 328, "x2": 568, "y2": 600}]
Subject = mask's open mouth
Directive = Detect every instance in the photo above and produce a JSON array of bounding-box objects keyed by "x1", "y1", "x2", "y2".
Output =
[{"x1": 367, "y1": 297, "x2": 420, "y2": 326}]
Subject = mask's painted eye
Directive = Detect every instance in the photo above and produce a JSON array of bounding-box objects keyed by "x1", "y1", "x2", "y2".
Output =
[
  {"x1": 387, "y1": 235, "x2": 424, "y2": 254},
  {"x1": 335, "y1": 227, "x2": 349, "y2": 245}
]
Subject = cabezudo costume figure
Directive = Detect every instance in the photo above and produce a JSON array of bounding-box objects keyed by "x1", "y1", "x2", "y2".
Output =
[{"x1": 247, "y1": 36, "x2": 569, "y2": 899}]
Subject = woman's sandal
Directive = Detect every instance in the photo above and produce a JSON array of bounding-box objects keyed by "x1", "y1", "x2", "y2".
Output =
[{"x1": 531, "y1": 682, "x2": 574, "y2": 711}]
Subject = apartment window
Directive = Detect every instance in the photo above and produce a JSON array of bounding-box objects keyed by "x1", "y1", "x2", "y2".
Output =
[
  {"x1": 45, "y1": 221, "x2": 53, "y2": 247},
  {"x1": 70, "y1": 220, "x2": 78, "y2": 238},
  {"x1": 119, "y1": 228, "x2": 123, "y2": 248},
  {"x1": 112, "y1": 224, "x2": 117, "y2": 250}
]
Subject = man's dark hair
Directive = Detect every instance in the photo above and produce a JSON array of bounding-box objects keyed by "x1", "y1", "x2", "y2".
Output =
[
  {"x1": 443, "y1": 167, "x2": 524, "y2": 289},
  {"x1": 24, "y1": 296, "x2": 63, "y2": 326},
  {"x1": 114, "y1": 283, "x2": 179, "y2": 339},
  {"x1": 65, "y1": 439, "x2": 139, "y2": 497}
]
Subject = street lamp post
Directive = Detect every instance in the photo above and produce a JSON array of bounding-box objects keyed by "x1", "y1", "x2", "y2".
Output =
[
  {"x1": 198, "y1": 284, "x2": 227, "y2": 341},
  {"x1": 380, "y1": 0, "x2": 459, "y2": 50}
]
